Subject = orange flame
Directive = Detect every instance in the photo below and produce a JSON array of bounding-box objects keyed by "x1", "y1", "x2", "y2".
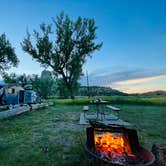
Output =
[{"x1": 94, "y1": 131, "x2": 133, "y2": 156}]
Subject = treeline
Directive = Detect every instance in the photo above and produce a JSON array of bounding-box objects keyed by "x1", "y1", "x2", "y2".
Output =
[
  {"x1": 2, "y1": 71, "x2": 127, "y2": 99},
  {"x1": 2, "y1": 70, "x2": 79, "y2": 99},
  {"x1": 2, "y1": 70, "x2": 56, "y2": 99},
  {"x1": 77, "y1": 86, "x2": 127, "y2": 96}
]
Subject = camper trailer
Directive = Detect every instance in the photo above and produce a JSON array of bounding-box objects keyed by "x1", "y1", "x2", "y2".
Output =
[{"x1": 0, "y1": 84, "x2": 37, "y2": 105}]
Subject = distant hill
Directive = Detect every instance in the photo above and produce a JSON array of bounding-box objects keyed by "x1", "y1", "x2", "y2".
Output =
[
  {"x1": 78, "y1": 86, "x2": 166, "y2": 97},
  {"x1": 78, "y1": 86, "x2": 128, "y2": 96},
  {"x1": 140, "y1": 90, "x2": 166, "y2": 96}
]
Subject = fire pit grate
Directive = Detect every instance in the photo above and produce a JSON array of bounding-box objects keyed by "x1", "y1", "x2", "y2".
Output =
[{"x1": 84, "y1": 120, "x2": 155, "y2": 166}]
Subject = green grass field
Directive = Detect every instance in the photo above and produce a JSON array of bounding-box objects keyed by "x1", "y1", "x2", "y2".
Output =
[
  {"x1": 49, "y1": 95, "x2": 166, "y2": 106},
  {"x1": 0, "y1": 97, "x2": 166, "y2": 165}
]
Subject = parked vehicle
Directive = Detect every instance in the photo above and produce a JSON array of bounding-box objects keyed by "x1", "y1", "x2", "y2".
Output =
[{"x1": 0, "y1": 84, "x2": 37, "y2": 105}]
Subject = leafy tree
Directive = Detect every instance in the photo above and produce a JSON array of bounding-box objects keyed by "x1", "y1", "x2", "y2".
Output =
[
  {"x1": 30, "y1": 73, "x2": 55, "y2": 99},
  {"x1": 2, "y1": 72, "x2": 18, "y2": 84},
  {"x1": 21, "y1": 12, "x2": 102, "y2": 99},
  {"x1": 2, "y1": 73, "x2": 29, "y2": 86},
  {"x1": 0, "y1": 33, "x2": 19, "y2": 73},
  {"x1": 56, "y1": 79, "x2": 70, "y2": 98},
  {"x1": 56, "y1": 78, "x2": 80, "y2": 98}
]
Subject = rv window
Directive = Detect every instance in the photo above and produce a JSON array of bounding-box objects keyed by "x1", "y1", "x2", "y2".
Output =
[
  {"x1": 8, "y1": 88, "x2": 15, "y2": 94},
  {"x1": 12, "y1": 88, "x2": 15, "y2": 94}
]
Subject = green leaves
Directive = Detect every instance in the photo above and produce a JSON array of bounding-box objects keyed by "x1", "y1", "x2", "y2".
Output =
[
  {"x1": 31, "y1": 74, "x2": 55, "y2": 99},
  {"x1": 3, "y1": 72, "x2": 30, "y2": 86},
  {"x1": 0, "y1": 33, "x2": 19, "y2": 72},
  {"x1": 21, "y1": 12, "x2": 102, "y2": 98}
]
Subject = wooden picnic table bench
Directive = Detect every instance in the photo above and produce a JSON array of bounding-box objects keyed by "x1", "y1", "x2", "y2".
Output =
[
  {"x1": 106, "y1": 105, "x2": 120, "y2": 111},
  {"x1": 106, "y1": 105, "x2": 121, "y2": 119}
]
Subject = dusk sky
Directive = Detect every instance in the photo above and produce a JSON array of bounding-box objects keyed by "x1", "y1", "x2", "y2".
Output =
[{"x1": 0, "y1": 0, "x2": 166, "y2": 93}]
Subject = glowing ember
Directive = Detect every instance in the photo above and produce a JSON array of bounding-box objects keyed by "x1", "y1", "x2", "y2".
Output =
[{"x1": 94, "y1": 131, "x2": 135, "y2": 164}]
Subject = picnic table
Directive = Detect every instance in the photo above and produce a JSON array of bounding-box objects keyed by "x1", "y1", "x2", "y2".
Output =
[
  {"x1": 90, "y1": 99, "x2": 121, "y2": 120},
  {"x1": 90, "y1": 98, "x2": 108, "y2": 120},
  {"x1": 80, "y1": 101, "x2": 131, "y2": 126},
  {"x1": 80, "y1": 98, "x2": 131, "y2": 126}
]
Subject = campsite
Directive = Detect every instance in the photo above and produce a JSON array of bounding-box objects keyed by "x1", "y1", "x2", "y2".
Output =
[{"x1": 0, "y1": 1, "x2": 166, "y2": 165}]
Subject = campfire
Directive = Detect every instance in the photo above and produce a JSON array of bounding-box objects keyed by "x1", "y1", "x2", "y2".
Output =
[
  {"x1": 85, "y1": 120, "x2": 155, "y2": 166},
  {"x1": 94, "y1": 131, "x2": 133, "y2": 162}
]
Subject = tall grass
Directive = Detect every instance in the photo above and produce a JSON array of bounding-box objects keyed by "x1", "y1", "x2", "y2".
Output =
[{"x1": 49, "y1": 96, "x2": 166, "y2": 106}]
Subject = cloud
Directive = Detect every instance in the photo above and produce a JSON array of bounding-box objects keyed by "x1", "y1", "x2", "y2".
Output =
[
  {"x1": 79, "y1": 67, "x2": 166, "y2": 93},
  {"x1": 80, "y1": 66, "x2": 166, "y2": 86},
  {"x1": 105, "y1": 74, "x2": 166, "y2": 93},
  {"x1": 115, "y1": 74, "x2": 166, "y2": 85}
]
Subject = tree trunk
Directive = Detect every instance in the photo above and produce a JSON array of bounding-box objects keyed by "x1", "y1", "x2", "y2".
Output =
[
  {"x1": 61, "y1": 71, "x2": 75, "y2": 99},
  {"x1": 68, "y1": 85, "x2": 75, "y2": 99}
]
